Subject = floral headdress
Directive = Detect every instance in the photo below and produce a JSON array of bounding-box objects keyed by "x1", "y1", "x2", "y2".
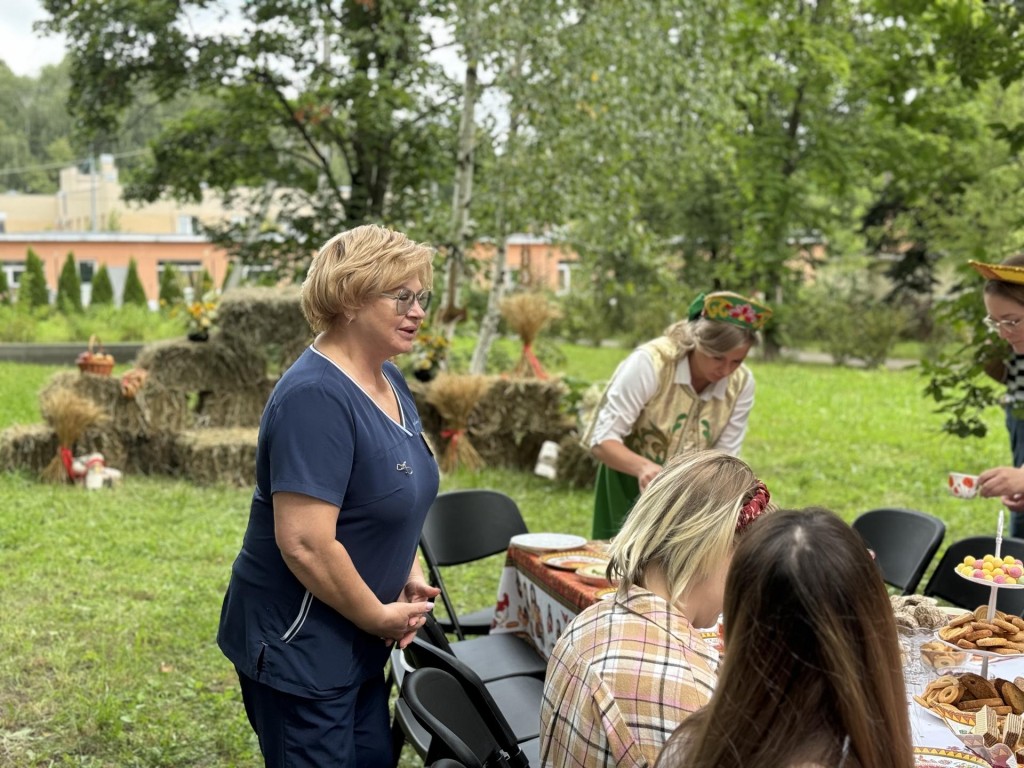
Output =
[
  {"x1": 736, "y1": 480, "x2": 771, "y2": 534},
  {"x1": 688, "y1": 291, "x2": 772, "y2": 331}
]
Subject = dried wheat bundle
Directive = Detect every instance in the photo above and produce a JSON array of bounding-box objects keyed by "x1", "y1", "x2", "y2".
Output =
[
  {"x1": 38, "y1": 388, "x2": 109, "y2": 483},
  {"x1": 424, "y1": 373, "x2": 492, "y2": 472},
  {"x1": 500, "y1": 293, "x2": 560, "y2": 378}
]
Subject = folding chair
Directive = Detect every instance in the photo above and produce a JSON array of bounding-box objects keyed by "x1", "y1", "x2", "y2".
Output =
[
  {"x1": 404, "y1": 636, "x2": 542, "y2": 751},
  {"x1": 851, "y1": 507, "x2": 945, "y2": 595},
  {"x1": 923, "y1": 535, "x2": 1024, "y2": 615},
  {"x1": 419, "y1": 611, "x2": 547, "y2": 682},
  {"x1": 403, "y1": 666, "x2": 535, "y2": 768},
  {"x1": 421, "y1": 490, "x2": 529, "y2": 639}
]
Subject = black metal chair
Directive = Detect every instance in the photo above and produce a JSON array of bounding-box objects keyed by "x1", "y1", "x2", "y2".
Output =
[
  {"x1": 419, "y1": 611, "x2": 547, "y2": 682},
  {"x1": 403, "y1": 667, "x2": 519, "y2": 768},
  {"x1": 923, "y1": 535, "x2": 1024, "y2": 614},
  {"x1": 389, "y1": 647, "x2": 432, "y2": 768},
  {"x1": 420, "y1": 490, "x2": 529, "y2": 639},
  {"x1": 851, "y1": 507, "x2": 945, "y2": 595},
  {"x1": 404, "y1": 636, "x2": 542, "y2": 752}
]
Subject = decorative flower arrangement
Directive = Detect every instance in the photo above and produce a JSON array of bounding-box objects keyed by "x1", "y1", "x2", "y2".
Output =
[
  {"x1": 412, "y1": 326, "x2": 449, "y2": 382},
  {"x1": 185, "y1": 292, "x2": 219, "y2": 340}
]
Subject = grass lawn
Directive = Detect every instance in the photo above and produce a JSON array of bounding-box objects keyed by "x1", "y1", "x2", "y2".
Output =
[{"x1": 0, "y1": 352, "x2": 1013, "y2": 766}]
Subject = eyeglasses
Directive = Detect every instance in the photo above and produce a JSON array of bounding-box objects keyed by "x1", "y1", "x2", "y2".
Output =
[
  {"x1": 380, "y1": 289, "x2": 432, "y2": 315},
  {"x1": 984, "y1": 316, "x2": 1024, "y2": 332}
]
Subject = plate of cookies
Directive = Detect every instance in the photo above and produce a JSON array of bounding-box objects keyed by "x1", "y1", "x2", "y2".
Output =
[
  {"x1": 914, "y1": 672, "x2": 1024, "y2": 726},
  {"x1": 937, "y1": 606, "x2": 1024, "y2": 658}
]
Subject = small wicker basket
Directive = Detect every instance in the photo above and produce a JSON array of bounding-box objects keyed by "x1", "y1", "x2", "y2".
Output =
[{"x1": 77, "y1": 334, "x2": 115, "y2": 376}]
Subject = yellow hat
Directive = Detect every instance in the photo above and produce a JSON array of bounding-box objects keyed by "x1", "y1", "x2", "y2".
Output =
[{"x1": 968, "y1": 260, "x2": 1024, "y2": 285}]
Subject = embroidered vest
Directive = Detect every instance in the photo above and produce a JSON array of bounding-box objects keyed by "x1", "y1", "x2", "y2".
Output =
[{"x1": 588, "y1": 337, "x2": 750, "y2": 463}]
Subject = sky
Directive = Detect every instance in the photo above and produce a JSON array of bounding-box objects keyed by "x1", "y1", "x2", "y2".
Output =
[{"x1": 1, "y1": 1, "x2": 66, "y2": 77}]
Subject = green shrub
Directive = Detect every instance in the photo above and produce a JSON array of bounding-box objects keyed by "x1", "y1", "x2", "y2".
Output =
[
  {"x1": 22, "y1": 248, "x2": 49, "y2": 308},
  {"x1": 90, "y1": 265, "x2": 114, "y2": 306},
  {"x1": 0, "y1": 306, "x2": 38, "y2": 341},
  {"x1": 56, "y1": 252, "x2": 83, "y2": 313},
  {"x1": 0, "y1": 268, "x2": 9, "y2": 305},
  {"x1": 122, "y1": 258, "x2": 148, "y2": 307},
  {"x1": 159, "y1": 263, "x2": 184, "y2": 306}
]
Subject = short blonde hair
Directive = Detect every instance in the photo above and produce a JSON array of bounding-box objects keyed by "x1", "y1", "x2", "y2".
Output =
[
  {"x1": 608, "y1": 450, "x2": 762, "y2": 603},
  {"x1": 301, "y1": 224, "x2": 434, "y2": 334}
]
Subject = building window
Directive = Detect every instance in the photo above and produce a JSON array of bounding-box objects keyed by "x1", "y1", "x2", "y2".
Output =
[
  {"x1": 556, "y1": 262, "x2": 572, "y2": 295},
  {"x1": 79, "y1": 260, "x2": 96, "y2": 284},
  {"x1": 176, "y1": 215, "x2": 199, "y2": 235},
  {"x1": 2, "y1": 262, "x2": 24, "y2": 288},
  {"x1": 0, "y1": 213, "x2": 6, "y2": 234}
]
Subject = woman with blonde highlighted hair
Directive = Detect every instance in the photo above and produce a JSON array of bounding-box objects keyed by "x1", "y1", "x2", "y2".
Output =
[
  {"x1": 656, "y1": 507, "x2": 912, "y2": 768},
  {"x1": 217, "y1": 225, "x2": 441, "y2": 767},
  {"x1": 540, "y1": 450, "x2": 772, "y2": 768},
  {"x1": 581, "y1": 290, "x2": 772, "y2": 539}
]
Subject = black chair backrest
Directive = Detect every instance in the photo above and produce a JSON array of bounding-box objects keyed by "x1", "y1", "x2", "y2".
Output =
[
  {"x1": 421, "y1": 490, "x2": 528, "y2": 567},
  {"x1": 402, "y1": 667, "x2": 504, "y2": 768},
  {"x1": 923, "y1": 535, "x2": 1024, "y2": 615},
  {"x1": 420, "y1": 490, "x2": 528, "y2": 639},
  {"x1": 420, "y1": 611, "x2": 456, "y2": 654},
  {"x1": 404, "y1": 638, "x2": 528, "y2": 768},
  {"x1": 851, "y1": 507, "x2": 945, "y2": 595}
]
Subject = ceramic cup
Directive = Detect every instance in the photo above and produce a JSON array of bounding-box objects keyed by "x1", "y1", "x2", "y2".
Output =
[{"x1": 948, "y1": 471, "x2": 980, "y2": 499}]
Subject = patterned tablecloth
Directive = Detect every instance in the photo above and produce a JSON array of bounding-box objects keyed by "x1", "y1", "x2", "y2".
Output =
[{"x1": 489, "y1": 540, "x2": 613, "y2": 658}]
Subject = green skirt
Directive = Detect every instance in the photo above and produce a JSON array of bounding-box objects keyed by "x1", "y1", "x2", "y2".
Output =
[{"x1": 592, "y1": 464, "x2": 641, "y2": 540}]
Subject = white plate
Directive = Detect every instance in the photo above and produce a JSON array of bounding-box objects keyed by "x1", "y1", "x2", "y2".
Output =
[
  {"x1": 575, "y1": 562, "x2": 613, "y2": 585},
  {"x1": 913, "y1": 745, "x2": 991, "y2": 767},
  {"x1": 509, "y1": 533, "x2": 588, "y2": 554},
  {"x1": 594, "y1": 586, "x2": 617, "y2": 601},
  {"x1": 955, "y1": 569, "x2": 1024, "y2": 589},
  {"x1": 936, "y1": 635, "x2": 1023, "y2": 659},
  {"x1": 540, "y1": 551, "x2": 610, "y2": 571}
]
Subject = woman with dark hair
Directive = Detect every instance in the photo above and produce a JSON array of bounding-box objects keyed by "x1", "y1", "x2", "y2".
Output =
[
  {"x1": 655, "y1": 507, "x2": 913, "y2": 768},
  {"x1": 581, "y1": 290, "x2": 771, "y2": 539}
]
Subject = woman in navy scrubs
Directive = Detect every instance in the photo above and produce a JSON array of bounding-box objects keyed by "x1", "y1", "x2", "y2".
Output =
[{"x1": 217, "y1": 224, "x2": 441, "y2": 767}]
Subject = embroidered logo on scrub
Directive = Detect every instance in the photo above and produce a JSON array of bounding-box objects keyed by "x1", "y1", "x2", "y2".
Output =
[{"x1": 396, "y1": 461, "x2": 413, "y2": 475}]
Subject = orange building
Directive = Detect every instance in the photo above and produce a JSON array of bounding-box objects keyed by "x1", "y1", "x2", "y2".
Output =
[
  {"x1": 471, "y1": 233, "x2": 578, "y2": 294},
  {"x1": 0, "y1": 232, "x2": 230, "y2": 307}
]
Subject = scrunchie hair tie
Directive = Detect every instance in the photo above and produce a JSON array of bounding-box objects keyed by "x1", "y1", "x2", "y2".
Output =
[{"x1": 736, "y1": 480, "x2": 771, "y2": 534}]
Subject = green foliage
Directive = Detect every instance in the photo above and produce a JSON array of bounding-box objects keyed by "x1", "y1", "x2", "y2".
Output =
[
  {"x1": 0, "y1": 306, "x2": 38, "y2": 342},
  {"x1": 122, "y1": 258, "x2": 148, "y2": 307},
  {"x1": 0, "y1": 268, "x2": 9, "y2": 305},
  {"x1": 198, "y1": 267, "x2": 214, "y2": 296},
  {"x1": 56, "y1": 251, "x2": 83, "y2": 313},
  {"x1": 783, "y1": 274, "x2": 911, "y2": 368},
  {"x1": 90, "y1": 263, "x2": 114, "y2": 306},
  {"x1": 158, "y1": 262, "x2": 183, "y2": 306},
  {"x1": 22, "y1": 248, "x2": 49, "y2": 308}
]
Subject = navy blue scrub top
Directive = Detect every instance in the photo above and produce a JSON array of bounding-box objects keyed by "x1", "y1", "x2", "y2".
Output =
[{"x1": 217, "y1": 347, "x2": 439, "y2": 698}]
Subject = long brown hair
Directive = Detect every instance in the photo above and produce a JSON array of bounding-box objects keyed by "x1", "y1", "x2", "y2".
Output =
[{"x1": 656, "y1": 508, "x2": 912, "y2": 768}]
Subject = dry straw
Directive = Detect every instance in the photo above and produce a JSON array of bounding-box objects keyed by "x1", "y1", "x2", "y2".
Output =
[
  {"x1": 38, "y1": 387, "x2": 109, "y2": 483},
  {"x1": 500, "y1": 292, "x2": 560, "y2": 377},
  {"x1": 424, "y1": 373, "x2": 492, "y2": 473}
]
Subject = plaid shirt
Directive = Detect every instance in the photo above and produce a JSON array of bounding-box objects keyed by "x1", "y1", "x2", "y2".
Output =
[{"x1": 539, "y1": 586, "x2": 718, "y2": 768}]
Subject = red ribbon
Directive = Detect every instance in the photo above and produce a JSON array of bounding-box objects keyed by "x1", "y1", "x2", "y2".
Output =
[
  {"x1": 441, "y1": 428, "x2": 464, "y2": 451},
  {"x1": 523, "y1": 342, "x2": 548, "y2": 379},
  {"x1": 59, "y1": 446, "x2": 74, "y2": 480}
]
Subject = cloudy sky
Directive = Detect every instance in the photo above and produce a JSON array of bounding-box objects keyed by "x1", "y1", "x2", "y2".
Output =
[{"x1": 1, "y1": 1, "x2": 66, "y2": 77}]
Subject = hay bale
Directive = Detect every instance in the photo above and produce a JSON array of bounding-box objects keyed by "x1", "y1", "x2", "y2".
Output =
[
  {"x1": 0, "y1": 425, "x2": 58, "y2": 473},
  {"x1": 556, "y1": 435, "x2": 599, "y2": 489},
  {"x1": 217, "y1": 286, "x2": 312, "y2": 371},
  {"x1": 424, "y1": 374, "x2": 493, "y2": 472},
  {"x1": 135, "y1": 337, "x2": 267, "y2": 392},
  {"x1": 172, "y1": 428, "x2": 258, "y2": 486},
  {"x1": 197, "y1": 380, "x2": 273, "y2": 428},
  {"x1": 469, "y1": 378, "x2": 574, "y2": 470},
  {"x1": 39, "y1": 370, "x2": 190, "y2": 437}
]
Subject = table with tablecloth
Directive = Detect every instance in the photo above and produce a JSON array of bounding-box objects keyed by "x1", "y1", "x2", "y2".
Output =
[{"x1": 489, "y1": 539, "x2": 1024, "y2": 765}]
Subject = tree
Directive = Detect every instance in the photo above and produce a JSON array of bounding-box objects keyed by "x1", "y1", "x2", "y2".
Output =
[
  {"x1": 22, "y1": 248, "x2": 49, "y2": 308},
  {"x1": 90, "y1": 264, "x2": 114, "y2": 306},
  {"x1": 0, "y1": 269, "x2": 9, "y2": 305},
  {"x1": 158, "y1": 263, "x2": 183, "y2": 306},
  {"x1": 41, "y1": 0, "x2": 461, "y2": 279},
  {"x1": 122, "y1": 258, "x2": 147, "y2": 307},
  {"x1": 55, "y1": 251, "x2": 82, "y2": 313}
]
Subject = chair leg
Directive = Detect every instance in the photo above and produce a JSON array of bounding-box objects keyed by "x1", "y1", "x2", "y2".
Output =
[{"x1": 389, "y1": 710, "x2": 406, "y2": 768}]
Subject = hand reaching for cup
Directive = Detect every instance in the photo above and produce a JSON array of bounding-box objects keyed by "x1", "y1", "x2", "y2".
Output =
[{"x1": 978, "y1": 466, "x2": 1024, "y2": 501}]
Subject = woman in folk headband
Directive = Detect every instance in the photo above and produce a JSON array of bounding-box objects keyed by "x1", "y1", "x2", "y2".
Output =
[{"x1": 581, "y1": 290, "x2": 772, "y2": 539}]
